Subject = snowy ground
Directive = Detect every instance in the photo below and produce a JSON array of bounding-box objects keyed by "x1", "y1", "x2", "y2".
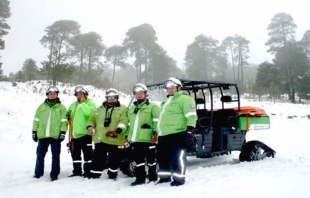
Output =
[{"x1": 1, "y1": 82, "x2": 310, "y2": 198}]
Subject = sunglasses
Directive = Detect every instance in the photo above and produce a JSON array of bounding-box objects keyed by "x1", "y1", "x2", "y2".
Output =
[{"x1": 106, "y1": 96, "x2": 118, "y2": 100}]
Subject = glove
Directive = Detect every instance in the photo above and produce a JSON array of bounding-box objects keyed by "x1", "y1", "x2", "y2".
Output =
[
  {"x1": 105, "y1": 131, "x2": 118, "y2": 138},
  {"x1": 32, "y1": 131, "x2": 38, "y2": 142},
  {"x1": 59, "y1": 131, "x2": 66, "y2": 142},
  {"x1": 106, "y1": 128, "x2": 122, "y2": 138},
  {"x1": 151, "y1": 131, "x2": 157, "y2": 143},
  {"x1": 106, "y1": 131, "x2": 118, "y2": 138},
  {"x1": 184, "y1": 127, "x2": 196, "y2": 151}
]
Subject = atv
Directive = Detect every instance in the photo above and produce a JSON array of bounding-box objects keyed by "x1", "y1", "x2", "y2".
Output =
[{"x1": 120, "y1": 79, "x2": 276, "y2": 177}]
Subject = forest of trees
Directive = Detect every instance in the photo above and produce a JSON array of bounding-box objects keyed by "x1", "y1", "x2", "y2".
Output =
[{"x1": 1, "y1": 0, "x2": 310, "y2": 102}]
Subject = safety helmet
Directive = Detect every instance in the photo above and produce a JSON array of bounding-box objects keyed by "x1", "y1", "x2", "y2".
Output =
[
  {"x1": 133, "y1": 83, "x2": 148, "y2": 94},
  {"x1": 46, "y1": 86, "x2": 59, "y2": 95},
  {"x1": 105, "y1": 88, "x2": 119, "y2": 99},
  {"x1": 74, "y1": 86, "x2": 88, "y2": 96},
  {"x1": 165, "y1": 77, "x2": 182, "y2": 88}
]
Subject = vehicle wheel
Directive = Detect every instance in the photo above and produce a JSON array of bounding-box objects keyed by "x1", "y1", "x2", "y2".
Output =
[
  {"x1": 120, "y1": 159, "x2": 135, "y2": 177},
  {"x1": 239, "y1": 141, "x2": 263, "y2": 162}
]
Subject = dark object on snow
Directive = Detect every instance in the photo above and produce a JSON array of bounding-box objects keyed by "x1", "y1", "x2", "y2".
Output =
[
  {"x1": 287, "y1": 116, "x2": 293, "y2": 119},
  {"x1": 12, "y1": 82, "x2": 17, "y2": 87},
  {"x1": 307, "y1": 115, "x2": 310, "y2": 119},
  {"x1": 239, "y1": 140, "x2": 276, "y2": 162}
]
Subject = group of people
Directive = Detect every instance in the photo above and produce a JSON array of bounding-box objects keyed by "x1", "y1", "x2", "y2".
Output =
[{"x1": 31, "y1": 77, "x2": 198, "y2": 187}]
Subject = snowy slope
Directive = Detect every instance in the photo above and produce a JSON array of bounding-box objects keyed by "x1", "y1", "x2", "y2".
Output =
[{"x1": 0, "y1": 82, "x2": 310, "y2": 198}]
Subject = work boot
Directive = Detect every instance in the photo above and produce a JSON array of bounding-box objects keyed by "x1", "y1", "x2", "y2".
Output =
[
  {"x1": 170, "y1": 180, "x2": 185, "y2": 186},
  {"x1": 68, "y1": 173, "x2": 82, "y2": 177},
  {"x1": 33, "y1": 175, "x2": 41, "y2": 179},
  {"x1": 50, "y1": 176, "x2": 58, "y2": 181},
  {"x1": 130, "y1": 179, "x2": 146, "y2": 186},
  {"x1": 156, "y1": 178, "x2": 171, "y2": 185}
]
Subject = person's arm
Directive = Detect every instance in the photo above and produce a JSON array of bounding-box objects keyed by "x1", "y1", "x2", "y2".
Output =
[
  {"x1": 182, "y1": 96, "x2": 198, "y2": 128},
  {"x1": 116, "y1": 106, "x2": 128, "y2": 133},
  {"x1": 79, "y1": 99, "x2": 97, "y2": 116}
]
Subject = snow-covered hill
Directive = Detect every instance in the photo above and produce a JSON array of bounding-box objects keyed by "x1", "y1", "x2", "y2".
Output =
[{"x1": 1, "y1": 81, "x2": 310, "y2": 198}]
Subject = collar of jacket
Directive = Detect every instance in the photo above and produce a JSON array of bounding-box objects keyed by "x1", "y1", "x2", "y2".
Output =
[
  {"x1": 166, "y1": 91, "x2": 183, "y2": 98},
  {"x1": 44, "y1": 98, "x2": 61, "y2": 107},
  {"x1": 77, "y1": 98, "x2": 89, "y2": 103},
  {"x1": 102, "y1": 101, "x2": 120, "y2": 108},
  {"x1": 133, "y1": 98, "x2": 150, "y2": 106}
]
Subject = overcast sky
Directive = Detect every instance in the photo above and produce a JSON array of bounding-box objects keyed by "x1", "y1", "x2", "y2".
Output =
[{"x1": 1, "y1": 0, "x2": 310, "y2": 75}]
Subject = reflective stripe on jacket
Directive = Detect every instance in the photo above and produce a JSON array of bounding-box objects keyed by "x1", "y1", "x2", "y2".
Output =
[
  {"x1": 157, "y1": 91, "x2": 197, "y2": 136},
  {"x1": 87, "y1": 101, "x2": 128, "y2": 146},
  {"x1": 32, "y1": 99, "x2": 68, "y2": 139},
  {"x1": 127, "y1": 99, "x2": 160, "y2": 143},
  {"x1": 68, "y1": 98, "x2": 97, "y2": 138}
]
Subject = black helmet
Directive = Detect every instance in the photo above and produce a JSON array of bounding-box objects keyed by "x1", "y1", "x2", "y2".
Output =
[
  {"x1": 46, "y1": 86, "x2": 59, "y2": 95},
  {"x1": 74, "y1": 86, "x2": 88, "y2": 96}
]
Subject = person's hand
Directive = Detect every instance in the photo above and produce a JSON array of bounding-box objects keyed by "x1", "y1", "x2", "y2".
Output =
[
  {"x1": 59, "y1": 131, "x2": 66, "y2": 142},
  {"x1": 32, "y1": 131, "x2": 38, "y2": 142},
  {"x1": 79, "y1": 96, "x2": 86, "y2": 103},
  {"x1": 184, "y1": 127, "x2": 196, "y2": 151},
  {"x1": 151, "y1": 132, "x2": 157, "y2": 143},
  {"x1": 87, "y1": 126, "x2": 95, "y2": 136}
]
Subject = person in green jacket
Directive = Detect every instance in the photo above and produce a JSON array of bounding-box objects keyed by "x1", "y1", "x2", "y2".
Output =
[
  {"x1": 127, "y1": 83, "x2": 160, "y2": 186},
  {"x1": 67, "y1": 86, "x2": 97, "y2": 178},
  {"x1": 87, "y1": 88, "x2": 128, "y2": 179},
  {"x1": 156, "y1": 77, "x2": 198, "y2": 186},
  {"x1": 32, "y1": 86, "x2": 68, "y2": 181}
]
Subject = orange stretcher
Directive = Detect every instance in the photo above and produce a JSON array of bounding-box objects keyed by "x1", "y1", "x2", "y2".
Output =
[{"x1": 233, "y1": 106, "x2": 267, "y2": 116}]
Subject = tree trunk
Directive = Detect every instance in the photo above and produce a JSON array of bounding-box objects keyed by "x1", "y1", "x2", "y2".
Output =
[
  {"x1": 54, "y1": 38, "x2": 64, "y2": 86},
  {"x1": 202, "y1": 46, "x2": 207, "y2": 80},
  {"x1": 144, "y1": 50, "x2": 148, "y2": 84},
  {"x1": 238, "y1": 44, "x2": 241, "y2": 86},
  {"x1": 241, "y1": 51, "x2": 244, "y2": 89},
  {"x1": 112, "y1": 59, "x2": 116, "y2": 86},
  {"x1": 87, "y1": 47, "x2": 92, "y2": 84},
  {"x1": 79, "y1": 49, "x2": 84, "y2": 84},
  {"x1": 229, "y1": 43, "x2": 236, "y2": 82}
]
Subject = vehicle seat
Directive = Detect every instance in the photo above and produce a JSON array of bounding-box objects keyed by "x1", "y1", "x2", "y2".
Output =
[{"x1": 220, "y1": 95, "x2": 232, "y2": 102}]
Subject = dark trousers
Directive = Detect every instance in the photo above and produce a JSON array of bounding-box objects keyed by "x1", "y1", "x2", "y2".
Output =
[
  {"x1": 71, "y1": 135, "x2": 93, "y2": 176},
  {"x1": 157, "y1": 132, "x2": 187, "y2": 183},
  {"x1": 35, "y1": 138, "x2": 61, "y2": 178},
  {"x1": 90, "y1": 142, "x2": 121, "y2": 179},
  {"x1": 132, "y1": 142, "x2": 157, "y2": 182}
]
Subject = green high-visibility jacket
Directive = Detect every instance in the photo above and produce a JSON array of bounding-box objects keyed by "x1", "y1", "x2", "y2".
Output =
[
  {"x1": 32, "y1": 98, "x2": 68, "y2": 139},
  {"x1": 87, "y1": 101, "x2": 128, "y2": 146},
  {"x1": 68, "y1": 98, "x2": 97, "y2": 138},
  {"x1": 127, "y1": 99, "x2": 160, "y2": 143},
  {"x1": 157, "y1": 91, "x2": 197, "y2": 136}
]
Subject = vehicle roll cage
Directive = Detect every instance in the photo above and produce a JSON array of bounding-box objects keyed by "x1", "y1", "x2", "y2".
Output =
[{"x1": 146, "y1": 78, "x2": 241, "y2": 112}]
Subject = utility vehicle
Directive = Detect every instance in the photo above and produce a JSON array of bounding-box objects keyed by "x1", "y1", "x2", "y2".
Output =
[{"x1": 120, "y1": 79, "x2": 276, "y2": 177}]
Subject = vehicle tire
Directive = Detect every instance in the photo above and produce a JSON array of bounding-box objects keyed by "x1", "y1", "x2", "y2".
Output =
[
  {"x1": 120, "y1": 159, "x2": 135, "y2": 177},
  {"x1": 239, "y1": 141, "x2": 263, "y2": 162}
]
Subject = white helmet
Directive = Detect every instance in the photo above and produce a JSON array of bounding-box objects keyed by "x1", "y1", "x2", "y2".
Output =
[
  {"x1": 46, "y1": 86, "x2": 59, "y2": 95},
  {"x1": 74, "y1": 86, "x2": 88, "y2": 96},
  {"x1": 133, "y1": 83, "x2": 147, "y2": 94},
  {"x1": 106, "y1": 88, "x2": 119, "y2": 99},
  {"x1": 165, "y1": 77, "x2": 182, "y2": 88}
]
